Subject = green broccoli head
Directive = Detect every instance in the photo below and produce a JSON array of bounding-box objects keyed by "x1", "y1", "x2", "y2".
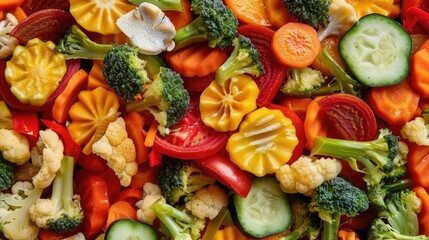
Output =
[
  {"x1": 125, "y1": 67, "x2": 190, "y2": 135},
  {"x1": 173, "y1": 0, "x2": 238, "y2": 50},
  {"x1": 285, "y1": 196, "x2": 321, "y2": 240},
  {"x1": 282, "y1": 0, "x2": 331, "y2": 28},
  {"x1": 366, "y1": 178, "x2": 413, "y2": 211},
  {"x1": 103, "y1": 44, "x2": 151, "y2": 102},
  {"x1": 0, "y1": 155, "x2": 14, "y2": 191},
  {"x1": 215, "y1": 35, "x2": 264, "y2": 85},
  {"x1": 55, "y1": 25, "x2": 113, "y2": 60},
  {"x1": 156, "y1": 157, "x2": 215, "y2": 205},
  {"x1": 280, "y1": 67, "x2": 327, "y2": 97}
]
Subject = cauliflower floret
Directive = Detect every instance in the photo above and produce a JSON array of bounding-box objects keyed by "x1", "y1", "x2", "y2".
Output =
[
  {"x1": 136, "y1": 182, "x2": 162, "y2": 224},
  {"x1": 28, "y1": 198, "x2": 56, "y2": 228},
  {"x1": 317, "y1": 0, "x2": 358, "y2": 41},
  {"x1": 276, "y1": 155, "x2": 342, "y2": 196},
  {"x1": 0, "y1": 129, "x2": 31, "y2": 165},
  {"x1": 31, "y1": 129, "x2": 64, "y2": 189},
  {"x1": 401, "y1": 117, "x2": 429, "y2": 146},
  {"x1": 92, "y1": 117, "x2": 138, "y2": 187},
  {"x1": 185, "y1": 184, "x2": 228, "y2": 220},
  {"x1": 0, "y1": 13, "x2": 19, "y2": 59}
]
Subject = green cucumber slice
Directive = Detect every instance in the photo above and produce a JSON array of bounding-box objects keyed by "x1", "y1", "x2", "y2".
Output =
[{"x1": 105, "y1": 219, "x2": 159, "y2": 240}]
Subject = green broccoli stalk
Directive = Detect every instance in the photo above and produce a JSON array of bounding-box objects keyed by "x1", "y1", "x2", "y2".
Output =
[
  {"x1": 367, "y1": 178, "x2": 414, "y2": 211},
  {"x1": 310, "y1": 177, "x2": 369, "y2": 240},
  {"x1": 173, "y1": 0, "x2": 238, "y2": 50},
  {"x1": 280, "y1": 67, "x2": 327, "y2": 97},
  {"x1": 103, "y1": 44, "x2": 151, "y2": 102},
  {"x1": 55, "y1": 25, "x2": 113, "y2": 60},
  {"x1": 125, "y1": 67, "x2": 190, "y2": 136},
  {"x1": 129, "y1": 0, "x2": 183, "y2": 11},
  {"x1": 310, "y1": 131, "x2": 399, "y2": 187},
  {"x1": 215, "y1": 35, "x2": 264, "y2": 85},
  {"x1": 368, "y1": 218, "x2": 429, "y2": 240},
  {"x1": 156, "y1": 156, "x2": 215, "y2": 205},
  {"x1": 0, "y1": 155, "x2": 14, "y2": 191},
  {"x1": 150, "y1": 197, "x2": 205, "y2": 240},
  {"x1": 281, "y1": 0, "x2": 331, "y2": 28}
]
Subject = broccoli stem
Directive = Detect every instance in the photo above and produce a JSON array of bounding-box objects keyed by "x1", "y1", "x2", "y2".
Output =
[
  {"x1": 321, "y1": 212, "x2": 340, "y2": 240},
  {"x1": 173, "y1": 17, "x2": 209, "y2": 50},
  {"x1": 129, "y1": 0, "x2": 183, "y2": 11},
  {"x1": 62, "y1": 156, "x2": 75, "y2": 212}
]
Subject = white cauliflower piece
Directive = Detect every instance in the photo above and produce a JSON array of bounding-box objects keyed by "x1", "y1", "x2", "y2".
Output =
[
  {"x1": 0, "y1": 129, "x2": 31, "y2": 165},
  {"x1": 92, "y1": 117, "x2": 138, "y2": 187},
  {"x1": 136, "y1": 182, "x2": 162, "y2": 224},
  {"x1": 401, "y1": 117, "x2": 429, "y2": 146},
  {"x1": 0, "y1": 13, "x2": 19, "y2": 59},
  {"x1": 185, "y1": 184, "x2": 228, "y2": 220},
  {"x1": 276, "y1": 156, "x2": 342, "y2": 196},
  {"x1": 317, "y1": 0, "x2": 358, "y2": 41},
  {"x1": 28, "y1": 198, "x2": 56, "y2": 228},
  {"x1": 31, "y1": 129, "x2": 64, "y2": 189},
  {"x1": 116, "y1": 2, "x2": 176, "y2": 55}
]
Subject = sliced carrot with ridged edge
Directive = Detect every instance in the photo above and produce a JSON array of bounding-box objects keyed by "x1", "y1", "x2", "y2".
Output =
[{"x1": 224, "y1": 0, "x2": 271, "y2": 26}]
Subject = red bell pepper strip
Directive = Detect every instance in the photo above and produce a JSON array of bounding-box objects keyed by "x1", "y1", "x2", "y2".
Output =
[
  {"x1": 402, "y1": 0, "x2": 429, "y2": 21},
  {"x1": 402, "y1": 7, "x2": 429, "y2": 34},
  {"x1": 149, "y1": 148, "x2": 163, "y2": 167},
  {"x1": 124, "y1": 111, "x2": 149, "y2": 165},
  {"x1": 40, "y1": 119, "x2": 81, "y2": 161},
  {"x1": 11, "y1": 110, "x2": 39, "y2": 147}
]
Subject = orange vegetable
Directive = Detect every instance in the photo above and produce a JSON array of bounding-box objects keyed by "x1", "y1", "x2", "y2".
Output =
[
  {"x1": 87, "y1": 60, "x2": 109, "y2": 90},
  {"x1": 411, "y1": 47, "x2": 429, "y2": 98},
  {"x1": 124, "y1": 111, "x2": 149, "y2": 165},
  {"x1": 164, "y1": 0, "x2": 193, "y2": 30},
  {"x1": 413, "y1": 186, "x2": 429, "y2": 235},
  {"x1": 105, "y1": 200, "x2": 138, "y2": 230},
  {"x1": 311, "y1": 35, "x2": 345, "y2": 77},
  {"x1": 224, "y1": 0, "x2": 271, "y2": 26},
  {"x1": 52, "y1": 69, "x2": 89, "y2": 123},
  {"x1": 281, "y1": 97, "x2": 313, "y2": 121},
  {"x1": 338, "y1": 228, "x2": 360, "y2": 240},
  {"x1": 367, "y1": 78, "x2": 420, "y2": 125},
  {"x1": 6, "y1": 7, "x2": 27, "y2": 22},
  {"x1": 263, "y1": 0, "x2": 295, "y2": 29},
  {"x1": 0, "y1": 0, "x2": 24, "y2": 10},
  {"x1": 212, "y1": 225, "x2": 252, "y2": 240},
  {"x1": 408, "y1": 143, "x2": 429, "y2": 187},
  {"x1": 144, "y1": 121, "x2": 159, "y2": 147},
  {"x1": 388, "y1": 0, "x2": 401, "y2": 19},
  {"x1": 271, "y1": 22, "x2": 321, "y2": 68},
  {"x1": 345, "y1": 0, "x2": 394, "y2": 19},
  {"x1": 129, "y1": 162, "x2": 159, "y2": 189},
  {"x1": 165, "y1": 43, "x2": 229, "y2": 77}
]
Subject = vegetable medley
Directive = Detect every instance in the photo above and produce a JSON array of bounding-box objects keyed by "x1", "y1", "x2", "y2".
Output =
[{"x1": 2, "y1": 0, "x2": 429, "y2": 239}]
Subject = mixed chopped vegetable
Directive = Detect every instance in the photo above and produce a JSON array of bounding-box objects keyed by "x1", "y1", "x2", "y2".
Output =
[{"x1": 2, "y1": 0, "x2": 429, "y2": 239}]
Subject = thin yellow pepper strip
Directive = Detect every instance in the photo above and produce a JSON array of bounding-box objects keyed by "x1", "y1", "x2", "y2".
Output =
[
  {"x1": 5, "y1": 38, "x2": 67, "y2": 106},
  {"x1": 200, "y1": 74, "x2": 259, "y2": 132},
  {"x1": 0, "y1": 101, "x2": 12, "y2": 129},
  {"x1": 345, "y1": 0, "x2": 394, "y2": 19},
  {"x1": 226, "y1": 107, "x2": 299, "y2": 177}
]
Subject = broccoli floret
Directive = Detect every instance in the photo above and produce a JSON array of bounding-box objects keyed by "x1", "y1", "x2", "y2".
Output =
[
  {"x1": 215, "y1": 35, "x2": 264, "y2": 85},
  {"x1": 311, "y1": 131, "x2": 399, "y2": 187},
  {"x1": 282, "y1": 0, "x2": 331, "y2": 28},
  {"x1": 55, "y1": 25, "x2": 113, "y2": 60},
  {"x1": 125, "y1": 67, "x2": 190, "y2": 135},
  {"x1": 368, "y1": 218, "x2": 429, "y2": 240},
  {"x1": 280, "y1": 67, "x2": 327, "y2": 97},
  {"x1": 310, "y1": 177, "x2": 369, "y2": 240},
  {"x1": 129, "y1": 0, "x2": 183, "y2": 11},
  {"x1": 103, "y1": 44, "x2": 151, "y2": 102},
  {"x1": 173, "y1": 0, "x2": 238, "y2": 50},
  {"x1": 367, "y1": 178, "x2": 414, "y2": 211},
  {"x1": 0, "y1": 155, "x2": 14, "y2": 191},
  {"x1": 156, "y1": 157, "x2": 215, "y2": 205},
  {"x1": 150, "y1": 197, "x2": 206, "y2": 240}
]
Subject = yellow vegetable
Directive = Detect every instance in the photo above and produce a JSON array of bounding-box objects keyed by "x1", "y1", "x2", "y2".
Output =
[
  {"x1": 87, "y1": 60, "x2": 109, "y2": 90},
  {"x1": 0, "y1": 101, "x2": 12, "y2": 129},
  {"x1": 200, "y1": 74, "x2": 259, "y2": 132},
  {"x1": 5, "y1": 38, "x2": 67, "y2": 106},
  {"x1": 212, "y1": 225, "x2": 252, "y2": 240},
  {"x1": 345, "y1": 0, "x2": 393, "y2": 18},
  {"x1": 67, "y1": 87, "x2": 121, "y2": 155},
  {"x1": 69, "y1": 0, "x2": 136, "y2": 35},
  {"x1": 226, "y1": 107, "x2": 298, "y2": 177}
]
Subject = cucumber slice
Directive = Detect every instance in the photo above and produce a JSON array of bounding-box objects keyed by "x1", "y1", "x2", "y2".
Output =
[
  {"x1": 105, "y1": 219, "x2": 159, "y2": 240},
  {"x1": 339, "y1": 13, "x2": 412, "y2": 87},
  {"x1": 231, "y1": 176, "x2": 292, "y2": 238}
]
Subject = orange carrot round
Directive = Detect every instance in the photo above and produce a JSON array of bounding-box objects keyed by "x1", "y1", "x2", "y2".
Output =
[
  {"x1": 224, "y1": 0, "x2": 271, "y2": 26},
  {"x1": 105, "y1": 200, "x2": 138, "y2": 230},
  {"x1": 271, "y1": 22, "x2": 321, "y2": 68}
]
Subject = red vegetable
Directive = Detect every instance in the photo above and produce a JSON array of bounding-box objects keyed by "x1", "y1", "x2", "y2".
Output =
[
  {"x1": 27, "y1": 0, "x2": 70, "y2": 14},
  {"x1": 77, "y1": 153, "x2": 106, "y2": 171},
  {"x1": 124, "y1": 112, "x2": 149, "y2": 165},
  {"x1": 401, "y1": 0, "x2": 429, "y2": 24},
  {"x1": 238, "y1": 24, "x2": 288, "y2": 107},
  {"x1": 183, "y1": 73, "x2": 216, "y2": 93},
  {"x1": 402, "y1": 7, "x2": 429, "y2": 35},
  {"x1": 11, "y1": 110, "x2": 39, "y2": 144}
]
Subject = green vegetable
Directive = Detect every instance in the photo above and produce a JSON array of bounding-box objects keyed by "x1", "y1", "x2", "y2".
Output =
[
  {"x1": 339, "y1": 13, "x2": 412, "y2": 87},
  {"x1": 281, "y1": 0, "x2": 331, "y2": 28},
  {"x1": 280, "y1": 67, "x2": 327, "y2": 97},
  {"x1": 0, "y1": 155, "x2": 14, "y2": 191},
  {"x1": 125, "y1": 67, "x2": 190, "y2": 135},
  {"x1": 129, "y1": 0, "x2": 183, "y2": 11},
  {"x1": 173, "y1": 0, "x2": 238, "y2": 50},
  {"x1": 232, "y1": 176, "x2": 293, "y2": 238},
  {"x1": 55, "y1": 25, "x2": 113, "y2": 60},
  {"x1": 215, "y1": 35, "x2": 264, "y2": 85},
  {"x1": 368, "y1": 218, "x2": 429, "y2": 240},
  {"x1": 103, "y1": 44, "x2": 151, "y2": 102},
  {"x1": 105, "y1": 219, "x2": 159, "y2": 240},
  {"x1": 367, "y1": 178, "x2": 413, "y2": 211},
  {"x1": 156, "y1": 156, "x2": 215, "y2": 205},
  {"x1": 139, "y1": 53, "x2": 167, "y2": 79},
  {"x1": 150, "y1": 197, "x2": 206, "y2": 240},
  {"x1": 310, "y1": 177, "x2": 369, "y2": 240}
]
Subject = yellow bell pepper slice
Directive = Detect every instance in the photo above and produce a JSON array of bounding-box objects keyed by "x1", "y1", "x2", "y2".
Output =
[
  {"x1": 0, "y1": 101, "x2": 12, "y2": 130},
  {"x1": 67, "y1": 87, "x2": 121, "y2": 155},
  {"x1": 226, "y1": 107, "x2": 298, "y2": 177},
  {"x1": 69, "y1": 0, "x2": 136, "y2": 35},
  {"x1": 200, "y1": 74, "x2": 259, "y2": 132},
  {"x1": 345, "y1": 0, "x2": 394, "y2": 19},
  {"x1": 5, "y1": 38, "x2": 67, "y2": 106}
]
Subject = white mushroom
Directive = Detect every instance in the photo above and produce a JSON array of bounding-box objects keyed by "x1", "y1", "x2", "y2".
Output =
[{"x1": 116, "y1": 2, "x2": 176, "y2": 55}]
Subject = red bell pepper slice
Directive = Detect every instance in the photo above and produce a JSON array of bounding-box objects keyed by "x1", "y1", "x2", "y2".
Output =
[
  {"x1": 11, "y1": 110, "x2": 39, "y2": 147},
  {"x1": 402, "y1": 7, "x2": 429, "y2": 34},
  {"x1": 402, "y1": 0, "x2": 429, "y2": 21}
]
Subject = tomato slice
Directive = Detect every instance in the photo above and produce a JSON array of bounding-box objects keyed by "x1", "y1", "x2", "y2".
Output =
[{"x1": 146, "y1": 94, "x2": 229, "y2": 160}]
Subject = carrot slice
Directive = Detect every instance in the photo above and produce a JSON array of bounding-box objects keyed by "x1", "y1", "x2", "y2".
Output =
[
  {"x1": 411, "y1": 47, "x2": 429, "y2": 98},
  {"x1": 224, "y1": 0, "x2": 271, "y2": 26},
  {"x1": 105, "y1": 200, "x2": 138, "y2": 230},
  {"x1": 144, "y1": 121, "x2": 159, "y2": 147},
  {"x1": 164, "y1": 0, "x2": 193, "y2": 30},
  {"x1": 11, "y1": 7, "x2": 27, "y2": 22},
  {"x1": 413, "y1": 186, "x2": 429, "y2": 235},
  {"x1": 0, "y1": 0, "x2": 25, "y2": 10},
  {"x1": 281, "y1": 97, "x2": 313, "y2": 121},
  {"x1": 263, "y1": 0, "x2": 295, "y2": 29},
  {"x1": 52, "y1": 69, "x2": 89, "y2": 123},
  {"x1": 367, "y1": 77, "x2": 420, "y2": 125},
  {"x1": 271, "y1": 22, "x2": 321, "y2": 68}
]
